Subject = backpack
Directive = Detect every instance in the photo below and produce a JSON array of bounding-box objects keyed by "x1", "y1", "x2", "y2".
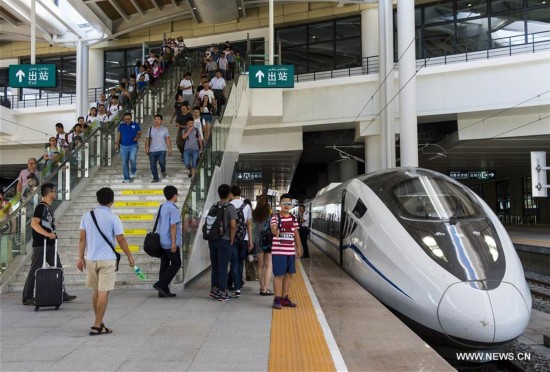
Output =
[
  {"x1": 202, "y1": 203, "x2": 228, "y2": 241},
  {"x1": 259, "y1": 214, "x2": 280, "y2": 251},
  {"x1": 234, "y1": 203, "x2": 247, "y2": 241},
  {"x1": 55, "y1": 133, "x2": 70, "y2": 149}
]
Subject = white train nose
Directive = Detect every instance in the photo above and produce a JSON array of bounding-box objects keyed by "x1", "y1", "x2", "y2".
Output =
[
  {"x1": 438, "y1": 282, "x2": 494, "y2": 345},
  {"x1": 437, "y1": 281, "x2": 530, "y2": 345},
  {"x1": 487, "y1": 281, "x2": 530, "y2": 342}
]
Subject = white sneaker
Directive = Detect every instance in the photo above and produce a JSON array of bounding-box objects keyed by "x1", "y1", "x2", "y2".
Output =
[{"x1": 130, "y1": 173, "x2": 137, "y2": 178}]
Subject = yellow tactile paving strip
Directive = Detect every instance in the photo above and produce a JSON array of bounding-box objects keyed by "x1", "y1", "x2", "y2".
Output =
[{"x1": 269, "y1": 262, "x2": 336, "y2": 372}]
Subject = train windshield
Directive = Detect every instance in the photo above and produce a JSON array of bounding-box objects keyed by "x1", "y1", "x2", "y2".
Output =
[{"x1": 391, "y1": 176, "x2": 482, "y2": 221}]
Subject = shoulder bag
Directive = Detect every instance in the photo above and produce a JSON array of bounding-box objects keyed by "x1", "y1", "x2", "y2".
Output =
[{"x1": 143, "y1": 205, "x2": 163, "y2": 258}]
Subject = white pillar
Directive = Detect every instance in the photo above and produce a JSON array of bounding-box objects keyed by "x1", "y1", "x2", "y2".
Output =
[
  {"x1": 365, "y1": 135, "x2": 381, "y2": 173},
  {"x1": 31, "y1": 0, "x2": 36, "y2": 64},
  {"x1": 398, "y1": 0, "x2": 418, "y2": 167},
  {"x1": 76, "y1": 41, "x2": 89, "y2": 117},
  {"x1": 378, "y1": 0, "x2": 395, "y2": 169},
  {"x1": 362, "y1": 8, "x2": 379, "y2": 72},
  {"x1": 339, "y1": 159, "x2": 358, "y2": 181},
  {"x1": 88, "y1": 49, "x2": 105, "y2": 90},
  {"x1": 268, "y1": 0, "x2": 274, "y2": 65}
]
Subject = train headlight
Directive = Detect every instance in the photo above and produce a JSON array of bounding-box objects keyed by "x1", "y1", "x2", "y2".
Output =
[
  {"x1": 484, "y1": 235, "x2": 499, "y2": 262},
  {"x1": 422, "y1": 236, "x2": 448, "y2": 262}
]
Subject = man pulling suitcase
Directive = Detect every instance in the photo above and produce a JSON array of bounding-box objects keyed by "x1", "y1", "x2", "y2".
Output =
[{"x1": 22, "y1": 182, "x2": 76, "y2": 306}]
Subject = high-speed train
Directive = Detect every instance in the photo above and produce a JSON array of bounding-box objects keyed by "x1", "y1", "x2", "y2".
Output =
[{"x1": 309, "y1": 167, "x2": 531, "y2": 349}]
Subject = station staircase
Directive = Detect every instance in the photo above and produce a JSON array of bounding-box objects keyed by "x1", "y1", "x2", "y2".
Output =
[
  {"x1": 6, "y1": 64, "x2": 235, "y2": 292},
  {"x1": 8, "y1": 100, "x2": 193, "y2": 292}
]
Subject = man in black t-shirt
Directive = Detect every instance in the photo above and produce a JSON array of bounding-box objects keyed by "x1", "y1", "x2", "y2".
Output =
[
  {"x1": 175, "y1": 104, "x2": 193, "y2": 155},
  {"x1": 22, "y1": 183, "x2": 77, "y2": 306}
]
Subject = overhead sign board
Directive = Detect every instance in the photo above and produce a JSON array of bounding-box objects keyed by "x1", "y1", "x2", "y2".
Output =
[
  {"x1": 249, "y1": 65, "x2": 294, "y2": 88},
  {"x1": 9, "y1": 64, "x2": 57, "y2": 88},
  {"x1": 449, "y1": 170, "x2": 496, "y2": 181},
  {"x1": 236, "y1": 171, "x2": 263, "y2": 182}
]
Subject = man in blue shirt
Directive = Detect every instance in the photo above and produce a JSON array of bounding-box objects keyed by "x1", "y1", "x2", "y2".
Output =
[
  {"x1": 77, "y1": 187, "x2": 135, "y2": 335},
  {"x1": 115, "y1": 112, "x2": 141, "y2": 183},
  {"x1": 153, "y1": 185, "x2": 182, "y2": 297}
]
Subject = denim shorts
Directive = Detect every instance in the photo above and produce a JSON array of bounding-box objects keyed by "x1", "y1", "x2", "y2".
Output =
[{"x1": 272, "y1": 255, "x2": 296, "y2": 277}]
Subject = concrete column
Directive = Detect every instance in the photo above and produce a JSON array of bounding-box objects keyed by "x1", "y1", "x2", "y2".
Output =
[
  {"x1": 76, "y1": 41, "x2": 89, "y2": 117},
  {"x1": 365, "y1": 135, "x2": 381, "y2": 173},
  {"x1": 268, "y1": 0, "x2": 274, "y2": 65},
  {"x1": 88, "y1": 48, "x2": 104, "y2": 91},
  {"x1": 398, "y1": 0, "x2": 418, "y2": 167},
  {"x1": 378, "y1": 0, "x2": 395, "y2": 169},
  {"x1": 339, "y1": 159, "x2": 358, "y2": 181},
  {"x1": 361, "y1": 8, "x2": 379, "y2": 72}
]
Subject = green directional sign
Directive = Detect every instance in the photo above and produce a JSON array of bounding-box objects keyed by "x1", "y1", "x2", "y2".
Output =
[
  {"x1": 9, "y1": 64, "x2": 57, "y2": 88},
  {"x1": 449, "y1": 170, "x2": 496, "y2": 181},
  {"x1": 249, "y1": 65, "x2": 294, "y2": 88}
]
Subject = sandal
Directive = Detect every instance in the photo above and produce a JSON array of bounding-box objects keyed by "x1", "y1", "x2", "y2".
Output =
[{"x1": 89, "y1": 323, "x2": 113, "y2": 336}]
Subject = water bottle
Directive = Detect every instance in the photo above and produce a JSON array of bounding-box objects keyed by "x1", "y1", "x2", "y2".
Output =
[{"x1": 134, "y1": 266, "x2": 147, "y2": 281}]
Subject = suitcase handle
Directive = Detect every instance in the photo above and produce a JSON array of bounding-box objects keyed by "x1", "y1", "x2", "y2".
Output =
[{"x1": 43, "y1": 236, "x2": 58, "y2": 268}]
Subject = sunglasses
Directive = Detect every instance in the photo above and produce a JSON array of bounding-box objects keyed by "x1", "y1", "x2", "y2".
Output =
[{"x1": 281, "y1": 202, "x2": 293, "y2": 206}]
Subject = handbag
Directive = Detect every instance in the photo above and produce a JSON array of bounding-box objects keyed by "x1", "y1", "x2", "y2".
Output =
[
  {"x1": 143, "y1": 205, "x2": 163, "y2": 258},
  {"x1": 90, "y1": 211, "x2": 121, "y2": 271}
]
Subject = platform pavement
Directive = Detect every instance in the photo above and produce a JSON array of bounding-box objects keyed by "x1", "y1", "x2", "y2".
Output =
[{"x1": 0, "y1": 273, "x2": 272, "y2": 371}]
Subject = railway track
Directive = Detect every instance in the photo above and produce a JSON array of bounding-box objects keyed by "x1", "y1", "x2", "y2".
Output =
[{"x1": 526, "y1": 278, "x2": 550, "y2": 301}]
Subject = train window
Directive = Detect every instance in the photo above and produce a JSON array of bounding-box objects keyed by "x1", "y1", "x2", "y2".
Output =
[
  {"x1": 352, "y1": 199, "x2": 367, "y2": 218},
  {"x1": 392, "y1": 177, "x2": 482, "y2": 220}
]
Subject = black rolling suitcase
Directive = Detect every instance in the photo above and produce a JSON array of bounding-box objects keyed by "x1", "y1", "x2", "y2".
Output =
[{"x1": 34, "y1": 238, "x2": 63, "y2": 311}]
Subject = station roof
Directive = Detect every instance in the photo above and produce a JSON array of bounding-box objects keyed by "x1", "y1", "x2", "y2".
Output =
[{"x1": 0, "y1": 0, "x2": 374, "y2": 46}]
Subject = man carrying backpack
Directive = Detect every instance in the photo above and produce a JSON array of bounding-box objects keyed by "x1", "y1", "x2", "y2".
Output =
[
  {"x1": 203, "y1": 184, "x2": 237, "y2": 301},
  {"x1": 228, "y1": 185, "x2": 253, "y2": 297}
]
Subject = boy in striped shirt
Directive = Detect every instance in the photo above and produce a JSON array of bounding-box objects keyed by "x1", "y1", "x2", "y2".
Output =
[{"x1": 271, "y1": 194, "x2": 302, "y2": 309}]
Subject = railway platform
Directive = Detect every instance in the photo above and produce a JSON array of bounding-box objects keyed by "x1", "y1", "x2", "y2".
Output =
[{"x1": 0, "y1": 243, "x2": 451, "y2": 371}]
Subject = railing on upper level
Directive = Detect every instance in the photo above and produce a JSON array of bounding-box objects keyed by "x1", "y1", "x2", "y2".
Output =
[
  {"x1": 293, "y1": 30, "x2": 550, "y2": 83},
  {"x1": 0, "y1": 53, "x2": 192, "y2": 276}
]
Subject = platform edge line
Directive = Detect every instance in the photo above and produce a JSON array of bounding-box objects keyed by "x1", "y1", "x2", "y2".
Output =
[{"x1": 298, "y1": 261, "x2": 348, "y2": 372}]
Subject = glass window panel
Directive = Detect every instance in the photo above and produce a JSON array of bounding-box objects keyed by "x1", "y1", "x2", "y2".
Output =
[
  {"x1": 309, "y1": 21, "x2": 334, "y2": 43},
  {"x1": 491, "y1": 0, "x2": 524, "y2": 13},
  {"x1": 416, "y1": 8, "x2": 422, "y2": 26},
  {"x1": 105, "y1": 51, "x2": 124, "y2": 67},
  {"x1": 308, "y1": 41, "x2": 335, "y2": 72},
  {"x1": 282, "y1": 45, "x2": 308, "y2": 74},
  {"x1": 335, "y1": 17, "x2": 361, "y2": 39},
  {"x1": 335, "y1": 37, "x2": 361, "y2": 69},
  {"x1": 127, "y1": 49, "x2": 142, "y2": 68},
  {"x1": 490, "y1": 11, "x2": 526, "y2": 47},
  {"x1": 527, "y1": 8, "x2": 550, "y2": 36},
  {"x1": 528, "y1": 0, "x2": 550, "y2": 6},
  {"x1": 456, "y1": 0, "x2": 487, "y2": 17},
  {"x1": 278, "y1": 26, "x2": 307, "y2": 47},
  {"x1": 423, "y1": 24, "x2": 456, "y2": 57},
  {"x1": 457, "y1": 17, "x2": 490, "y2": 51},
  {"x1": 424, "y1": 2, "x2": 454, "y2": 24}
]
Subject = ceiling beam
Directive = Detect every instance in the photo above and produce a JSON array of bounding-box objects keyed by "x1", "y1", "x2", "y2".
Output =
[
  {"x1": 110, "y1": 9, "x2": 192, "y2": 38},
  {"x1": 128, "y1": 0, "x2": 144, "y2": 16},
  {"x1": 170, "y1": 0, "x2": 177, "y2": 5},
  {"x1": 36, "y1": 0, "x2": 87, "y2": 39},
  {"x1": 66, "y1": 0, "x2": 112, "y2": 36},
  {"x1": 107, "y1": 0, "x2": 130, "y2": 21},
  {"x1": 0, "y1": 9, "x2": 19, "y2": 26},
  {"x1": 0, "y1": 0, "x2": 53, "y2": 43},
  {"x1": 150, "y1": 0, "x2": 161, "y2": 11}
]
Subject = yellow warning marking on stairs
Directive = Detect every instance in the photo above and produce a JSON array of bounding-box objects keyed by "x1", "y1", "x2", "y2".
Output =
[
  {"x1": 114, "y1": 201, "x2": 160, "y2": 207},
  {"x1": 118, "y1": 214, "x2": 154, "y2": 221},
  {"x1": 124, "y1": 229, "x2": 147, "y2": 236},
  {"x1": 121, "y1": 190, "x2": 163, "y2": 195},
  {"x1": 115, "y1": 245, "x2": 139, "y2": 253},
  {"x1": 269, "y1": 261, "x2": 336, "y2": 372}
]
